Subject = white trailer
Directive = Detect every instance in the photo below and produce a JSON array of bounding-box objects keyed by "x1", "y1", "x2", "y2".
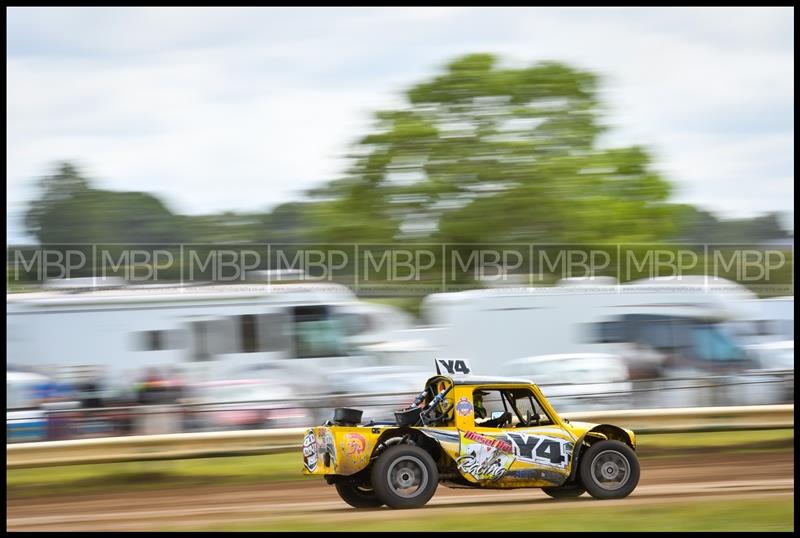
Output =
[
  {"x1": 721, "y1": 295, "x2": 794, "y2": 346},
  {"x1": 379, "y1": 277, "x2": 761, "y2": 378},
  {"x1": 6, "y1": 282, "x2": 411, "y2": 394}
]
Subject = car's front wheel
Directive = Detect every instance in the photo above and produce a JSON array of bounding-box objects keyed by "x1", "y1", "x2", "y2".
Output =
[
  {"x1": 371, "y1": 444, "x2": 438, "y2": 509},
  {"x1": 542, "y1": 482, "x2": 586, "y2": 499},
  {"x1": 334, "y1": 482, "x2": 384, "y2": 508},
  {"x1": 579, "y1": 440, "x2": 640, "y2": 500}
]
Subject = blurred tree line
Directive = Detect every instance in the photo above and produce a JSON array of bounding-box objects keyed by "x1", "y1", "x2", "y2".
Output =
[
  {"x1": 22, "y1": 162, "x2": 317, "y2": 245},
  {"x1": 20, "y1": 54, "x2": 792, "y2": 247}
]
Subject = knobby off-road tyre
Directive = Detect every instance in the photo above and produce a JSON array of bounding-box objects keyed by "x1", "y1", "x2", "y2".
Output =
[
  {"x1": 334, "y1": 482, "x2": 384, "y2": 508},
  {"x1": 541, "y1": 482, "x2": 587, "y2": 499},
  {"x1": 371, "y1": 444, "x2": 439, "y2": 509},
  {"x1": 579, "y1": 440, "x2": 640, "y2": 500}
]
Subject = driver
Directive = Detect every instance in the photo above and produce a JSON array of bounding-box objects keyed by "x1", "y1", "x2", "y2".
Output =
[{"x1": 473, "y1": 390, "x2": 511, "y2": 428}]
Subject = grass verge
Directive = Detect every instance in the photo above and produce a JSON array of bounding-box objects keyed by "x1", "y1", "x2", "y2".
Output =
[
  {"x1": 636, "y1": 428, "x2": 794, "y2": 456},
  {"x1": 180, "y1": 497, "x2": 795, "y2": 531},
  {"x1": 7, "y1": 429, "x2": 793, "y2": 499},
  {"x1": 7, "y1": 452, "x2": 304, "y2": 498}
]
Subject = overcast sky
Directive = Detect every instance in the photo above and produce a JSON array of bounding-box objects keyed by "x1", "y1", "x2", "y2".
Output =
[{"x1": 6, "y1": 7, "x2": 794, "y2": 243}]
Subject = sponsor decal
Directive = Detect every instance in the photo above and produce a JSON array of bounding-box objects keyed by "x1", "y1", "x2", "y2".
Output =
[
  {"x1": 456, "y1": 397, "x2": 474, "y2": 417},
  {"x1": 463, "y1": 430, "x2": 513, "y2": 453},
  {"x1": 302, "y1": 430, "x2": 318, "y2": 472},
  {"x1": 316, "y1": 428, "x2": 337, "y2": 470},
  {"x1": 456, "y1": 430, "x2": 515, "y2": 481},
  {"x1": 506, "y1": 468, "x2": 565, "y2": 484},
  {"x1": 344, "y1": 433, "x2": 367, "y2": 456}
]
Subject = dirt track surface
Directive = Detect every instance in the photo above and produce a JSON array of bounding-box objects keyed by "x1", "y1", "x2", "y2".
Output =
[{"x1": 7, "y1": 452, "x2": 794, "y2": 531}]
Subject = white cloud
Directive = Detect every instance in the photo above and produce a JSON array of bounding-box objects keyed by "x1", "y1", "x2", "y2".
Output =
[{"x1": 6, "y1": 7, "x2": 794, "y2": 243}]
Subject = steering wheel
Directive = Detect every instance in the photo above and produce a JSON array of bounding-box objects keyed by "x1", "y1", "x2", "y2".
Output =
[
  {"x1": 441, "y1": 398, "x2": 453, "y2": 416},
  {"x1": 496, "y1": 411, "x2": 512, "y2": 428}
]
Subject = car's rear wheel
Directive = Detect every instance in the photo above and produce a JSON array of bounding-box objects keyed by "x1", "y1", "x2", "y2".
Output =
[
  {"x1": 334, "y1": 482, "x2": 384, "y2": 508},
  {"x1": 542, "y1": 482, "x2": 586, "y2": 499},
  {"x1": 579, "y1": 440, "x2": 640, "y2": 500},
  {"x1": 371, "y1": 444, "x2": 438, "y2": 509}
]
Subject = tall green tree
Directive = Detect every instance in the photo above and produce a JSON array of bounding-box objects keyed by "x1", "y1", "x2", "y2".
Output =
[
  {"x1": 24, "y1": 162, "x2": 184, "y2": 244},
  {"x1": 38, "y1": 189, "x2": 182, "y2": 244},
  {"x1": 24, "y1": 161, "x2": 90, "y2": 240},
  {"x1": 310, "y1": 54, "x2": 676, "y2": 244}
]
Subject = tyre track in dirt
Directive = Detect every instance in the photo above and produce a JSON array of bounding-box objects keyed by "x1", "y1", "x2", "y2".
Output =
[{"x1": 7, "y1": 452, "x2": 794, "y2": 531}]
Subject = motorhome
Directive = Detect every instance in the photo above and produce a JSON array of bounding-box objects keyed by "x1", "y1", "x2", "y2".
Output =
[
  {"x1": 376, "y1": 277, "x2": 762, "y2": 379},
  {"x1": 7, "y1": 282, "x2": 411, "y2": 395}
]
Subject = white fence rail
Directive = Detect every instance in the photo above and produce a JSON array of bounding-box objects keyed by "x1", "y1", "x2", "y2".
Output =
[{"x1": 7, "y1": 404, "x2": 793, "y2": 469}]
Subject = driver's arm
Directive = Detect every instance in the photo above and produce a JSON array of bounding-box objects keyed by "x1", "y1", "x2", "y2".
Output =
[{"x1": 479, "y1": 412, "x2": 509, "y2": 428}]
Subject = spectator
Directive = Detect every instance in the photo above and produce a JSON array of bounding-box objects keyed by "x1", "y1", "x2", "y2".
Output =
[
  {"x1": 42, "y1": 379, "x2": 77, "y2": 441},
  {"x1": 137, "y1": 368, "x2": 171, "y2": 405},
  {"x1": 77, "y1": 377, "x2": 102, "y2": 409}
]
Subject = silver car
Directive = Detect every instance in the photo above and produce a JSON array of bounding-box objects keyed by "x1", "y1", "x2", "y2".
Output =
[{"x1": 503, "y1": 353, "x2": 633, "y2": 412}]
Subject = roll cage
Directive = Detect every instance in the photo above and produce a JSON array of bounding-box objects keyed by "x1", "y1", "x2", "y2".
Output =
[
  {"x1": 474, "y1": 387, "x2": 553, "y2": 428},
  {"x1": 418, "y1": 376, "x2": 556, "y2": 428}
]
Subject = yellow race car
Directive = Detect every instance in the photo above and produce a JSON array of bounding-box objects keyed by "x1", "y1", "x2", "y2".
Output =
[{"x1": 302, "y1": 360, "x2": 640, "y2": 509}]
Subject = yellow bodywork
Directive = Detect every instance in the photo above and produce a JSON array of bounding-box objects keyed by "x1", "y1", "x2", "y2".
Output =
[{"x1": 302, "y1": 377, "x2": 636, "y2": 489}]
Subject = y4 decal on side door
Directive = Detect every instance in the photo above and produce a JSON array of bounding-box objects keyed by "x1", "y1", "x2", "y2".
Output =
[{"x1": 501, "y1": 432, "x2": 574, "y2": 470}]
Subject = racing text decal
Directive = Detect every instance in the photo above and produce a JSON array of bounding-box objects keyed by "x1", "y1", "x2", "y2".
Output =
[{"x1": 456, "y1": 430, "x2": 515, "y2": 481}]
